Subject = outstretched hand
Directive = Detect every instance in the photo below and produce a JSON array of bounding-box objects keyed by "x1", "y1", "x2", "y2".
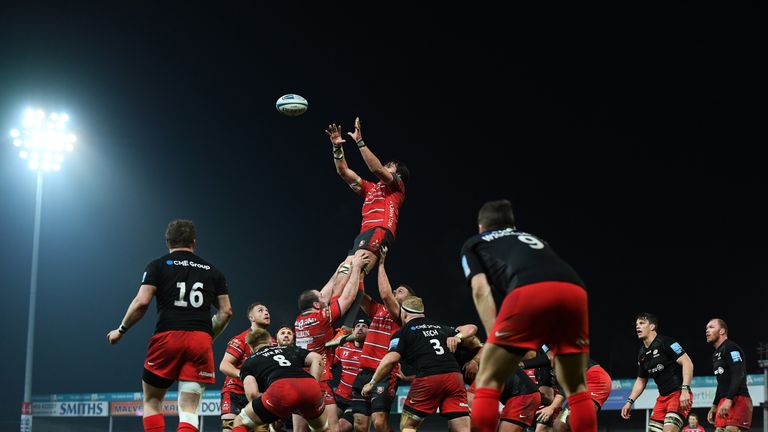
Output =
[
  {"x1": 107, "y1": 329, "x2": 123, "y2": 345},
  {"x1": 325, "y1": 124, "x2": 346, "y2": 146},
  {"x1": 347, "y1": 117, "x2": 363, "y2": 144}
]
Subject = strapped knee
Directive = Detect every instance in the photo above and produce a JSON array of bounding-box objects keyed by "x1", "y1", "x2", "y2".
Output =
[
  {"x1": 649, "y1": 419, "x2": 664, "y2": 432},
  {"x1": 178, "y1": 381, "x2": 205, "y2": 428},
  {"x1": 664, "y1": 412, "x2": 684, "y2": 430},
  {"x1": 239, "y1": 410, "x2": 256, "y2": 428}
]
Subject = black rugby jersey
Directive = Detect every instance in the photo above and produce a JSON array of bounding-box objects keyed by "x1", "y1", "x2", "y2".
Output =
[
  {"x1": 501, "y1": 368, "x2": 540, "y2": 401},
  {"x1": 240, "y1": 345, "x2": 314, "y2": 392},
  {"x1": 712, "y1": 339, "x2": 750, "y2": 404},
  {"x1": 389, "y1": 317, "x2": 461, "y2": 378},
  {"x1": 141, "y1": 250, "x2": 228, "y2": 335},
  {"x1": 637, "y1": 334, "x2": 686, "y2": 396},
  {"x1": 460, "y1": 228, "x2": 584, "y2": 295}
]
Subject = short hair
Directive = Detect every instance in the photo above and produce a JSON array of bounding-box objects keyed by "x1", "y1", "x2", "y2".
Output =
[
  {"x1": 277, "y1": 326, "x2": 293, "y2": 334},
  {"x1": 398, "y1": 283, "x2": 417, "y2": 296},
  {"x1": 401, "y1": 296, "x2": 425, "y2": 314},
  {"x1": 165, "y1": 219, "x2": 196, "y2": 249},
  {"x1": 247, "y1": 302, "x2": 265, "y2": 314},
  {"x1": 636, "y1": 312, "x2": 659, "y2": 329},
  {"x1": 245, "y1": 328, "x2": 272, "y2": 349},
  {"x1": 709, "y1": 318, "x2": 729, "y2": 335},
  {"x1": 478, "y1": 200, "x2": 515, "y2": 230},
  {"x1": 688, "y1": 413, "x2": 698, "y2": 420},
  {"x1": 388, "y1": 160, "x2": 410, "y2": 184},
  {"x1": 298, "y1": 290, "x2": 319, "y2": 311}
]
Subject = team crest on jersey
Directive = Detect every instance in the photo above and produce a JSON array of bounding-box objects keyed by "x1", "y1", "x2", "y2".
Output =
[
  {"x1": 670, "y1": 342, "x2": 684, "y2": 355},
  {"x1": 730, "y1": 351, "x2": 742, "y2": 362},
  {"x1": 359, "y1": 240, "x2": 366, "y2": 247}
]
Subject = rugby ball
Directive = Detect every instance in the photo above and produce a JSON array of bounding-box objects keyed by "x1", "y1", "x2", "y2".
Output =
[{"x1": 276, "y1": 94, "x2": 308, "y2": 117}]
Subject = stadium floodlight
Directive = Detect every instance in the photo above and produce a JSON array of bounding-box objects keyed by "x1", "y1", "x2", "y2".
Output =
[
  {"x1": 10, "y1": 109, "x2": 75, "y2": 172},
  {"x1": 10, "y1": 108, "x2": 77, "y2": 432}
]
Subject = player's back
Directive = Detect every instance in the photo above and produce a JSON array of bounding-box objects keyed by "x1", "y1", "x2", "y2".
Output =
[
  {"x1": 144, "y1": 250, "x2": 228, "y2": 334},
  {"x1": 391, "y1": 317, "x2": 461, "y2": 377},
  {"x1": 240, "y1": 345, "x2": 314, "y2": 392},
  {"x1": 461, "y1": 228, "x2": 583, "y2": 295}
]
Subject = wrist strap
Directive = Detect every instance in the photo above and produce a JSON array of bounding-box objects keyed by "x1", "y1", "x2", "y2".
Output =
[
  {"x1": 356, "y1": 139, "x2": 366, "y2": 149},
  {"x1": 626, "y1": 398, "x2": 635, "y2": 405},
  {"x1": 118, "y1": 324, "x2": 129, "y2": 334},
  {"x1": 332, "y1": 145, "x2": 344, "y2": 160},
  {"x1": 681, "y1": 384, "x2": 691, "y2": 391}
]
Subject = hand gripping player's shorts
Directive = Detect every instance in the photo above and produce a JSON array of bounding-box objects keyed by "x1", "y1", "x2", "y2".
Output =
[
  {"x1": 715, "y1": 395, "x2": 753, "y2": 430},
  {"x1": 487, "y1": 281, "x2": 589, "y2": 355},
  {"x1": 650, "y1": 391, "x2": 692, "y2": 422}
]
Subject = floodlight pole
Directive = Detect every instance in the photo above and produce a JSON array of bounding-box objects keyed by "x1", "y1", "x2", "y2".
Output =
[{"x1": 21, "y1": 171, "x2": 43, "y2": 432}]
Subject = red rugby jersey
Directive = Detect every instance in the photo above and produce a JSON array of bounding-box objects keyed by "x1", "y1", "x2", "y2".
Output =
[
  {"x1": 294, "y1": 297, "x2": 342, "y2": 381},
  {"x1": 360, "y1": 301, "x2": 401, "y2": 371},
  {"x1": 334, "y1": 341, "x2": 363, "y2": 400},
  {"x1": 358, "y1": 177, "x2": 405, "y2": 238}
]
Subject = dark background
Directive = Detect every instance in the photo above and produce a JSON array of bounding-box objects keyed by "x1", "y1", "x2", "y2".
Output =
[{"x1": 1, "y1": 2, "x2": 765, "y2": 430}]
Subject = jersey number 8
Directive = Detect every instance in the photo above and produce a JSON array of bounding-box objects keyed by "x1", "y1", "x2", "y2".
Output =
[
  {"x1": 174, "y1": 282, "x2": 204, "y2": 308},
  {"x1": 273, "y1": 355, "x2": 291, "y2": 366}
]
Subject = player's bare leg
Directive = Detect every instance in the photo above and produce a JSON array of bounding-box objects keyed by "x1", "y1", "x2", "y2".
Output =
[
  {"x1": 231, "y1": 403, "x2": 266, "y2": 432},
  {"x1": 307, "y1": 410, "x2": 330, "y2": 432},
  {"x1": 370, "y1": 412, "x2": 389, "y2": 432},
  {"x1": 325, "y1": 404, "x2": 340, "y2": 432},
  {"x1": 142, "y1": 381, "x2": 168, "y2": 431},
  {"x1": 447, "y1": 416, "x2": 471, "y2": 432},
  {"x1": 223, "y1": 413, "x2": 236, "y2": 432},
  {"x1": 293, "y1": 414, "x2": 309, "y2": 432},
  {"x1": 352, "y1": 413, "x2": 370, "y2": 432},
  {"x1": 499, "y1": 421, "x2": 526, "y2": 432},
  {"x1": 471, "y1": 343, "x2": 523, "y2": 432}
]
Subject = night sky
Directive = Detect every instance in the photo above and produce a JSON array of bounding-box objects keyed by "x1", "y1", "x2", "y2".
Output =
[{"x1": 1, "y1": 2, "x2": 765, "y2": 428}]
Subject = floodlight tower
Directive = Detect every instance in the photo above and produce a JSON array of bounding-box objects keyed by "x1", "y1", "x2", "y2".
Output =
[{"x1": 10, "y1": 108, "x2": 76, "y2": 432}]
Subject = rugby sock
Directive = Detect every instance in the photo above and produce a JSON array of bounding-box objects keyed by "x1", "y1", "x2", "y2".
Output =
[
  {"x1": 178, "y1": 422, "x2": 198, "y2": 432},
  {"x1": 232, "y1": 427, "x2": 249, "y2": 432},
  {"x1": 567, "y1": 391, "x2": 597, "y2": 432},
  {"x1": 143, "y1": 413, "x2": 164, "y2": 432},
  {"x1": 471, "y1": 387, "x2": 502, "y2": 432}
]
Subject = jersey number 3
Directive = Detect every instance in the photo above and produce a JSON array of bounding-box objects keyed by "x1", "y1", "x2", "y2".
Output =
[
  {"x1": 174, "y1": 282, "x2": 204, "y2": 308},
  {"x1": 430, "y1": 339, "x2": 445, "y2": 355}
]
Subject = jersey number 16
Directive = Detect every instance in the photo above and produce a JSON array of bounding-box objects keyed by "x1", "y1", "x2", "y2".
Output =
[{"x1": 174, "y1": 282, "x2": 204, "y2": 308}]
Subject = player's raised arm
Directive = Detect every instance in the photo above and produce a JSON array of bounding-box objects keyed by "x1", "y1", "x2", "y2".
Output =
[
  {"x1": 377, "y1": 250, "x2": 401, "y2": 318},
  {"x1": 326, "y1": 123, "x2": 362, "y2": 193},
  {"x1": 106, "y1": 284, "x2": 156, "y2": 345},
  {"x1": 338, "y1": 254, "x2": 369, "y2": 314},
  {"x1": 347, "y1": 117, "x2": 397, "y2": 185}
]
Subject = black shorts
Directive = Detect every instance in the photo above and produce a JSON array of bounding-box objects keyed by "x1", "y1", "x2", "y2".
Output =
[
  {"x1": 221, "y1": 391, "x2": 249, "y2": 416},
  {"x1": 335, "y1": 395, "x2": 355, "y2": 424},
  {"x1": 348, "y1": 227, "x2": 394, "y2": 257},
  {"x1": 351, "y1": 369, "x2": 396, "y2": 416}
]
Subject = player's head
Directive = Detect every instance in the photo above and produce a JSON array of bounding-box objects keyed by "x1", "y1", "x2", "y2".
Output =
[
  {"x1": 353, "y1": 319, "x2": 369, "y2": 342},
  {"x1": 385, "y1": 160, "x2": 410, "y2": 184},
  {"x1": 165, "y1": 219, "x2": 196, "y2": 250},
  {"x1": 245, "y1": 328, "x2": 272, "y2": 350},
  {"x1": 298, "y1": 289, "x2": 324, "y2": 311},
  {"x1": 277, "y1": 326, "x2": 294, "y2": 346},
  {"x1": 687, "y1": 413, "x2": 699, "y2": 427},
  {"x1": 477, "y1": 199, "x2": 515, "y2": 232},
  {"x1": 247, "y1": 303, "x2": 271, "y2": 327},
  {"x1": 635, "y1": 312, "x2": 658, "y2": 340},
  {"x1": 394, "y1": 283, "x2": 417, "y2": 304},
  {"x1": 400, "y1": 296, "x2": 425, "y2": 322},
  {"x1": 706, "y1": 318, "x2": 728, "y2": 344}
]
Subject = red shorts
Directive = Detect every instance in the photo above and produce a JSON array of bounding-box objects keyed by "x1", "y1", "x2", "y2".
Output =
[
  {"x1": 715, "y1": 395, "x2": 753, "y2": 429},
  {"x1": 320, "y1": 381, "x2": 337, "y2": 406},
  {"x1": 256, "y1": 377, "x2": 325, "y2": 422},
  {"x1": 404, "y1": 372, "x2": 469, "y2": 417},
  {"x1": 144, "y1": 330, "x2": 215, "y2": 384},
  {"x1": 487, "y1": 282, "x2": 589, "y2": 355},
  {"x1": 651, "y1": 391, "x2": 692, "y2": 422},
  {"x1": 501, "y1": 392, "x2": 541, "y2": 427},
  {"x1": 586, "y1": 365, "x2": 612, "y2": 408}
]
